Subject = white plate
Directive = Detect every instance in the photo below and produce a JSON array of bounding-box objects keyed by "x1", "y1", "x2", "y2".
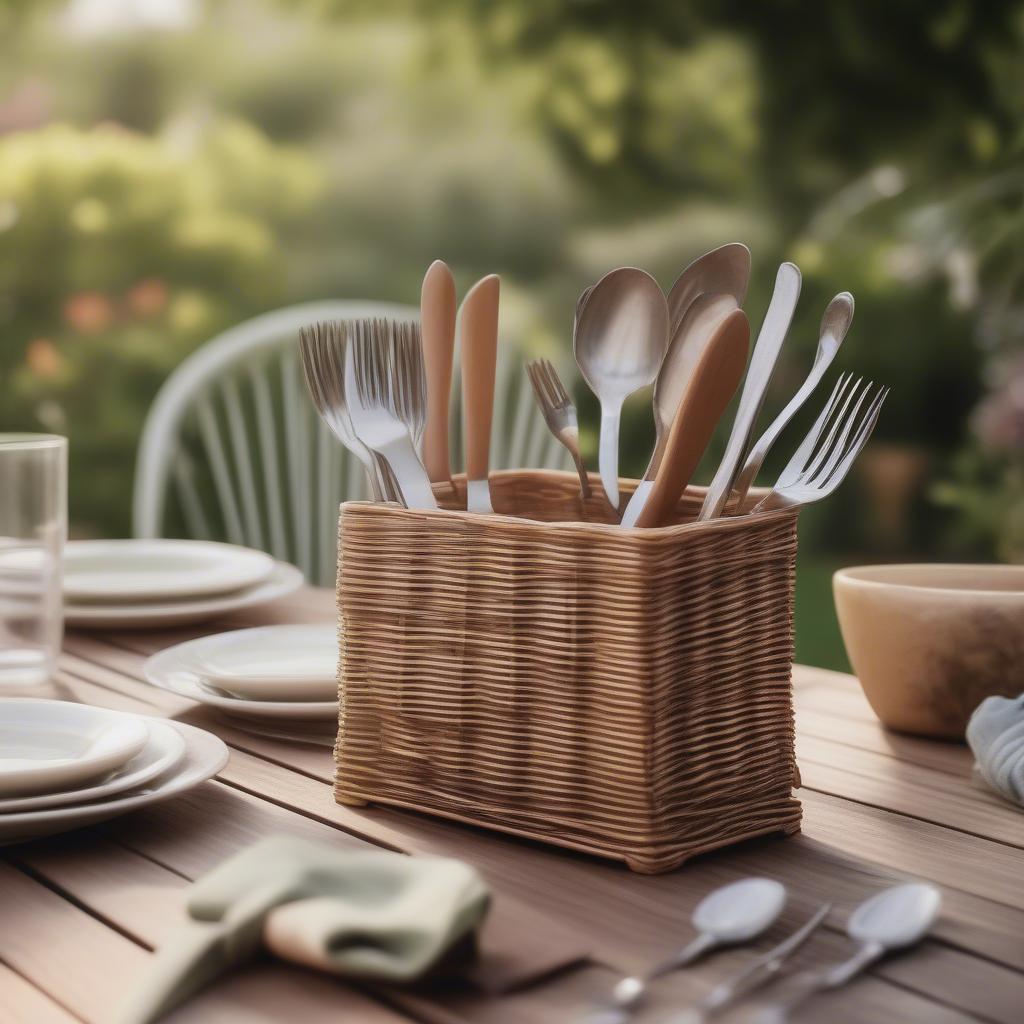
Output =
[
  {"x1": 194, "y1": 625, "x2": 338, "y2": 701},
  {"x1": 145, "y1": 633, "x2": 338, "y2": 720},
  {"x1": 64, "y1": 561, "x2": 304, "y2": 629},
  {"x1": 0, "y1": 719, "x2": 186, "y2": 813},
  {"x1": 0, "y1": 700, "x2": 149, "y2": 798},
  {"x1": 64, "y1": 540, "x2": 275, "y2": 603},
  {"x1": 0, "y1": 719, "x2": 228, "y2": 845}
]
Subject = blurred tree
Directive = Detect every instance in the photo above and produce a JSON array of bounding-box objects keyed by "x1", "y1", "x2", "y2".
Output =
[{"x1": 0, "y1": 118, "x2": 321, "y2": 535}]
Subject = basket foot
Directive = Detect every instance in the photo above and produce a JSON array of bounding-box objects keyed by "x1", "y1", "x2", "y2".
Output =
[{"x1": 335, "y1": 792, "x2": 369, "y2": 807}]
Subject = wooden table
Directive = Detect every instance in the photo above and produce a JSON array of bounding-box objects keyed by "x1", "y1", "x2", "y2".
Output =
[{"x1": 3, "y1": 587, "x2": 1023, "y2": 1024}]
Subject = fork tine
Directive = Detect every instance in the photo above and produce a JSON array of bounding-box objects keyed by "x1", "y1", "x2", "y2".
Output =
[
  {"x1": 541, "y1": 359, "x2": 570, "y2": 407},
  {"x1": 822, "y1": 385, "x2": 888, "y2": 488},
  {"x1": 807, "y1": 378, "x2": 872, "y2": 484},
  {"x1": 778, "y1": 373, "x2": 852, "y2": 482},
  {"x1": 800, "y1": 375, "x2": 866, "y2": 483},
  {"x1": 540, "y1": 361, "x2": 561, "y2": 410}
]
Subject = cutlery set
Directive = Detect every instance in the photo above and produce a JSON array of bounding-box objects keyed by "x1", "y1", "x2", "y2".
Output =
[
  {"x1": 587, "y1": 877, "x2": 941, "y2": 1023},
  {"x1": 301, "y1": 245, "x2": 886, "y2": 527}
]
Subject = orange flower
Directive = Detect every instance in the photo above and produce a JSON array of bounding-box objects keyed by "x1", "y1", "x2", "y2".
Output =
[
  {"x1": 125, "y1": 278, "x2": 169, "y2": 318},
  {"x1": 25, "y1": 338, "x2": 62, "y2": 378},
  {"x1": 63, "y1": 291, "x2": 113, "y2": 334}
]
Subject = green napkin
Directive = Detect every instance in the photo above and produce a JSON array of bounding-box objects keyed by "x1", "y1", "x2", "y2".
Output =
[{"x1": 114, "y1": 837, "x2": 491, "y2": 1024}]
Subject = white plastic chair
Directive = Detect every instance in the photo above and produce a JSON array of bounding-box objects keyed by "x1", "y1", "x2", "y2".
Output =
[{"x1": 133, "y1": 301, "x2": 571, "y2": 585}]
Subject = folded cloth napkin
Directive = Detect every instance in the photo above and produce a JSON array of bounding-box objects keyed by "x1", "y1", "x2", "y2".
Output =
[
  {"x1": 966, "y1": 694, "x2": 1024, "y2": 808},
  {"x1": 114, "y1": 837, "x2": 490, "y2": 1024}
]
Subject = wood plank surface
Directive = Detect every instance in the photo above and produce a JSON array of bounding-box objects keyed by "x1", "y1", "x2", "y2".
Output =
[{"x1": 3, "y1": 586, "x2": 1023, "y2": 1024}]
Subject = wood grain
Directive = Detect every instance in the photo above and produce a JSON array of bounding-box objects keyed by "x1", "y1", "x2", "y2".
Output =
[{"x1": 4, "y1": 589, "x2": 1021, "y2": 1024}]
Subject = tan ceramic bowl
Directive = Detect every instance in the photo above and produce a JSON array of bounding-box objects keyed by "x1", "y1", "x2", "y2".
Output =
[{"x1": 833, "y1": 564, "x2": 1024, "y2": 738}]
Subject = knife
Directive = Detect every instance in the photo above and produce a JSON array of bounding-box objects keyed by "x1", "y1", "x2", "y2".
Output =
[
  {"x1": 420, "y1": 260, "x2": 458, "y2": 484},
  {"x1": 459, "y1": 274, "x2": 499, "y2": 514},
  {"x1": 698, "y1": 262, "x2": 801, "y2": 521}
]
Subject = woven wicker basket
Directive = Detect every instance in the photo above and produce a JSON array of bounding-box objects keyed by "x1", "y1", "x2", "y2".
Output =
[{"x1": 334, "y1": 469, "x2": 802, "y2": 874}]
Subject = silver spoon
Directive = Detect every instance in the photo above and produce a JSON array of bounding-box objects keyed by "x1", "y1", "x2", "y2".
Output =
[
  {"x1": 666, "y1": 242, "x2": 751, "y2": 337},
  {"x1": 755, "y1": 883, "x2": 942, "y2": 1024},
  {"x1": 588, "y1": 877, "x2": 787, "y2": 1023},
  {"x1": 574, "y1": 267, "x2": 668, "y2": 509},
  {"x1": 619, "y1": 248, "x2": 750, "y2": 528},
  {"x1": 731, "y1": 291, "x2": 854, "y2": 505}
]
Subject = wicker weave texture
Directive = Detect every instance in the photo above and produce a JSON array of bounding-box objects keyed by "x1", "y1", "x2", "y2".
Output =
[{"x1": 335, "y1": 470, "x2": 802, "y2": 873}]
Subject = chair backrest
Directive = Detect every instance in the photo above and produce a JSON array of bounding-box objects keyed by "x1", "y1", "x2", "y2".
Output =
[{"x1": 133, "y1": 301, "x2": 572, "y2": 585}]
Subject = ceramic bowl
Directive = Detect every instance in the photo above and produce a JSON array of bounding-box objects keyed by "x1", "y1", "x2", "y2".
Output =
[{"x1": 833, "y1": 564, "x2": 1024, "y2": 738}]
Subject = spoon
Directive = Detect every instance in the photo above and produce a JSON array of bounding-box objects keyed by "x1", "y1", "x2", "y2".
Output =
[
  {"x1": 698, "y1": 261, "x2": 802, "y2": 522},
  {"x1": 666, "y1": 242, "x2": 751, "y2": 337},
  {"x1": 730, "y1": 291, "x2": 854, "y2": 505},
  {"x1": 755, "y1": 883, "x2": 942, "y2": 1024},
  {"x1": 619, "y1": 257, "x2": 749, "y2": 528},
  {"x1": 628, "y1": 309, "x2": 750, "y2": 528},
  {"x1": 574, "y1": 268, "x2": 669, "y2": 509},
  {"x1": 589, "y1": 877, "x2": 787, "y2": 1023}
]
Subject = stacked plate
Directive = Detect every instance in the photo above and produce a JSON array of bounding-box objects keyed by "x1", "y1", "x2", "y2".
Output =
[
  {"x1": 145, "y1": 625, "x2": 339, "y2": 745},
  {"x1": 63, "y1": 540, "x2": 304, "y2": 629},
  {"x1": 0, "y1": 699, "x2": 228, "y2": 844}
]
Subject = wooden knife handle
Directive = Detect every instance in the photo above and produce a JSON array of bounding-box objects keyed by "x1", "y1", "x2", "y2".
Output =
[
  {"x1": 420, "y1": 260, "x2": 457, "y2": 483},
  {"x1": 636, "y1": 309, "x2": 750, "y2": 528},
  {"x1": 459, "y1": 274, "x2": 500, "y2": 482}
]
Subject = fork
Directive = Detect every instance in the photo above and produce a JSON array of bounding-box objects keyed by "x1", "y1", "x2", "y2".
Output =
[
  {"x1": 751, "y1": 375, "x2": 888, "y2": 514},
  {"x1": 345, "y1": 318, "x2": 438, "y2": 510},
  {"x1": 525, "y1": 358, "x2": 591, "y2": 498},
  {"x1": 298, "y1": 321, "x2": 400, "y2": 503}
]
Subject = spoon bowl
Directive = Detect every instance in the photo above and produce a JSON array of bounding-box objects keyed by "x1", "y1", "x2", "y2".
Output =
[
  {"x1": 847, "y1": 882, "x2": 941, "y2": 949},
  {"x1": 693, "y1": 877, "x2": 788, "y2": 944},
  {"x1": 666, "y1": 242, "x2": 751, "y2": 336},
  {"x1": 574, "y1": 267, "x2": 668, "y2": 508}
]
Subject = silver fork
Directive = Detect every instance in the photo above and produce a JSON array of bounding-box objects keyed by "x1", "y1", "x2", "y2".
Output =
[
  {"x1": 345, "y1": 318, "x2": 438, "y2": 510},
  {"x1": 298, "y1": 321, "x2": 398, "y2": 503},
  {"x1": 525, "y1": 358, "x2": 591, "y2": 498},
  {"x1": 751, "y1": 375, "x2": 888, "y2": 513}
]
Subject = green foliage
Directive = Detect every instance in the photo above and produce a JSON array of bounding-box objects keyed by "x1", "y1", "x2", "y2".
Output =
[{"x1": 0, "y1": 119, "x2": 321, "y2": 535}]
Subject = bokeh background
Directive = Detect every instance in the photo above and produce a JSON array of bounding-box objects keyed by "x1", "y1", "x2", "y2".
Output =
[{"x1": 2, "y1": 0, "x2": 1022, "y2": 668}]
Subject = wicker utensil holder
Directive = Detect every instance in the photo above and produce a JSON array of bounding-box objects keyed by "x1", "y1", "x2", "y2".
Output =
[{"x1": 334, "y1": 469, "x2": 802, "y2": 874}]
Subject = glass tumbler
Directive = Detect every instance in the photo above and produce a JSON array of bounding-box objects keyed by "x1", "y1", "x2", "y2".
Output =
[{"x1": 0, "y1": 434, "x2": 67, "y2": 688}]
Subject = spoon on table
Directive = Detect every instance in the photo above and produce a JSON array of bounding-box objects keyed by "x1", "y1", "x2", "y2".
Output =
[
  {"x1": 730, "y1": 291, "x2": 854, "y2": 506},
  {"x1": 574, "y1": 268, "x2": 669, "y2": 509},
  {"x1": 671, "y1": 902, "x2": 832, "y2": 1024},
  {"x1": 698, "y1": 262, "x2": 802, "y2": 522},
  {"x1": 587, "y1": 877, "x2": 787, "y2": 1023},
  {"x1": 627, "y1": 309, "x2": 750, "y2": 528},
  {"x1": 666, "y1": 242, "x2": 751, "y2": 337},
  {"x1": 754, "y1": 883, "x2": 942, "y2": 1024},
  {"x1": 619, "y1": 252, "x2": 750, "y2": 527}
]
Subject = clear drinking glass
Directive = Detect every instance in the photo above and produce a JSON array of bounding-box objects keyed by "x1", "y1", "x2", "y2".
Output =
[{"x1": 0, "y1": 434, "x2": 67, "y2": 688}]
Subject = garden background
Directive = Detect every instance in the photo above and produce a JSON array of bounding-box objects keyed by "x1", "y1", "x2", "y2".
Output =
[{"x1": 2, "y1": 0, "x2": 1022, "y2": 668}]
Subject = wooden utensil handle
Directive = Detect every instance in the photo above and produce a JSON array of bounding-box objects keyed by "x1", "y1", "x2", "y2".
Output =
[
  {"x1": 636, "y1": 310, "x2": 750, "y2": 528},
  {"x1": 460, "y1": 275, "x2": 500, "y2": 481},
  {"x1": 421, "y1": 260, "x2": 457, "y2": 483}
]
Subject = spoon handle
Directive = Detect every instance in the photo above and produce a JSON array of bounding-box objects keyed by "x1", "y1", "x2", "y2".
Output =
[
  {"x1": 754, "y1": 940, "x2": 885, "y2": 1023},
  {"x1": 598, "y1": 407, "x2": 623, "y2": 509},
  {"x1": 731, "y1": 292, "x2": 853, "y2": 504}
]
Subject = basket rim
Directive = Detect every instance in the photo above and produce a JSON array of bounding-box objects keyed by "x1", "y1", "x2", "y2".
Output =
[{"x1": 339, "y1": 468, "x2": 797, "y2": 538}]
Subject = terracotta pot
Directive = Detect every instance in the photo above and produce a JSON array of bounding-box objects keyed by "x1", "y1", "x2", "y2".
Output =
[{"x1": 833, "y1": 564, "x2": 1024, "y2": 739}]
